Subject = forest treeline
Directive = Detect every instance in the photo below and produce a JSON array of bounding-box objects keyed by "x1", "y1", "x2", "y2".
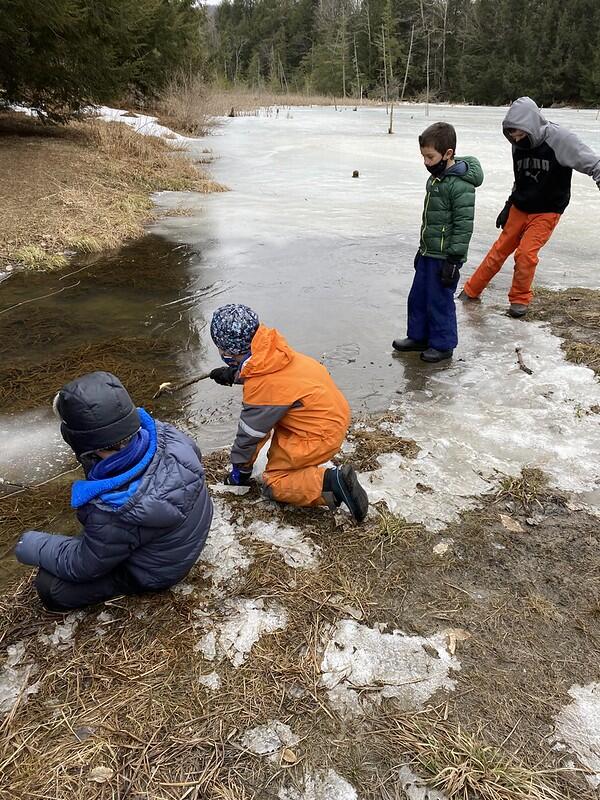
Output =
[{"x1": 2, "y1": 0, "x2": 600, "y2": 119}]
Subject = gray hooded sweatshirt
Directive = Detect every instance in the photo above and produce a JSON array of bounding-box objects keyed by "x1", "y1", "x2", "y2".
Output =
[{"x1": 503, "y1": 96, "x2": 600, "y2": 214}]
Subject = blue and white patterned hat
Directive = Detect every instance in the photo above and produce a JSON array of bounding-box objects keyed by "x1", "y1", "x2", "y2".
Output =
[{"x1": 210, "y1": 304, "x2": 260, "y2": 354}]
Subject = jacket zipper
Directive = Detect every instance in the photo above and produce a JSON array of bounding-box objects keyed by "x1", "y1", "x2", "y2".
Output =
[
  {"x1": 440, "y1": 225, "x2": 445, "y2": 253},
  {"x1": 420, "y1": 178, "x2": 438, "y2": 253}
]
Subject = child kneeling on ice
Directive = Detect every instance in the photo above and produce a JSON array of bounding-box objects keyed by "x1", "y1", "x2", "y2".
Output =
[
  {"x1": 208, "y1": 304, "x2": 369, "y2": 523},
  {"x1": 393, "y1": 122, "x2": 483, "y2": 362},
  {"x1": 15, "y1": 371, "x2": 213, "y2": 612}
]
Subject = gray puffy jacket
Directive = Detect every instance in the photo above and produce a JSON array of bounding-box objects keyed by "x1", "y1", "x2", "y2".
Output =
[{"x1": 18, "y1": 421, "x2": 213, "y2": 589}]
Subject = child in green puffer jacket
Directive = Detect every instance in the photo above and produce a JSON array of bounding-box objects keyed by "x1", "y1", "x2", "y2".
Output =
[{"x1": 393, "y1": 122, "x2": 484, "y2": 362}]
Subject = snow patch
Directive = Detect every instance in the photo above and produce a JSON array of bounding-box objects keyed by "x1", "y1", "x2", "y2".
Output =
[
  {"x1": 433, "y1": 538, "x2": 453, "y2": 556},
  {"x1": 554, "y1": 683, "x2": 600, "y2": 787},
  {"x1": 195, "y1": 598, "x2": 288, "y2": 667},
  {"x1": 0, "y1": 643, "x2": 39, "y2": 715},
  {"x1": 248, "y1": 520, "x2": 320, "y2": 569},
  {"x1": 242, "y1": 720, "x2": 299, "y2": 760},
  {"x1": 199, "y1": 499, "x2": 252, "y2": 590},
  {"x1": 96, "y1": 106, "x2": 193, "y2": 142},
  {"x1": 320, "y1": 620, "x2": 459, "y2": 715},
  {"x1": 171, "y1": 583, "x2": 195, "y2": 596},
  {"x1": 39, "y1": 612, "x2": 84, "y2": 648},
  {"x1": 397, "y1": 766, "x2": 449, "y2": 800},
  {"x1": 278, "y1": 769, "x2": 358, "y2": 800},
  {"x1": 198, "y1": 671, "x2": 222, "y2": 691},
  {"x1": 363, "y1": 320, "x2": 600, "y2": 531}
]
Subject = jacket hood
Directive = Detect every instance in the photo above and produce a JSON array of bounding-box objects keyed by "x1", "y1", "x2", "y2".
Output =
[
  {"x1": 503, "y1": 97, "x2": 548, "y2": 148},
  {"x1": 241, "y1": 324, "x2": 293, "y2": 378},
  {"x1": 448, "y1": 156, "x2": 483, "y2": 187}
]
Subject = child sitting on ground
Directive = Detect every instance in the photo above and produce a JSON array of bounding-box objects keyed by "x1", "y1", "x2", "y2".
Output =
[{"x1": 15, "y1": 371, "x2": 213, "y2": 611}]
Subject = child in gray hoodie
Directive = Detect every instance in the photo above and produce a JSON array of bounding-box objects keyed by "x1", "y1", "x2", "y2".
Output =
[{"x1": 460, "y1": 97, "x2": 600, "y2": 317}]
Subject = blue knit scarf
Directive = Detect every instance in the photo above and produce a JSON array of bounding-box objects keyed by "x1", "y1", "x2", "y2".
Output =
[{"x1": 71, "y1": 408, "x2": 157, "y2": 509}]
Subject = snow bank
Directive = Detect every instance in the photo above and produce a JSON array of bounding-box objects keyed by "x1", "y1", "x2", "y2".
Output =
[{"x1": 96, "y1": 106, "x2": 193, "y2": 143}]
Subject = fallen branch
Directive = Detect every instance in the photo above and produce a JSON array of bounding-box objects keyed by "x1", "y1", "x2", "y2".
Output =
[
  {"x1": 153, "y1": 371, "x2": 211, "y2": 399},
  {"x1": 515, "y1": 347, "x2": 533, "y2": 375}
]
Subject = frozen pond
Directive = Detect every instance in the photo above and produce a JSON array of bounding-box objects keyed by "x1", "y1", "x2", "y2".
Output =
[{"x1": 2, "y1": 104, "x2": 600, "y2": 519}]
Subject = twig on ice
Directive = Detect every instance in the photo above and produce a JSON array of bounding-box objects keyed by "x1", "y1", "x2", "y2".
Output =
[{"x1": 515, "y1": 347, "x2": 533, "y2": 375}]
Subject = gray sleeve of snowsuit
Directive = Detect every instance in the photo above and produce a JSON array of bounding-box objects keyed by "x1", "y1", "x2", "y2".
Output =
[
  {"x1": 230, "y1": 402, "x2": 293, "y2": 465},
  {"x1": 546, "y1": 125, "x2": 600, "y2": 183},
  {"x1": 446, "y1": 182, "x2": 476, "y2": 261}
]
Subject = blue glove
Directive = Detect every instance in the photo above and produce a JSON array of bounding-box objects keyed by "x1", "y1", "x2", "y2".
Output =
[
  {"x1": 15, "y1": 531, "x2": 45, "y2": 566},
  {"x1": 224, "y1": 466, "x2": 253, "y2": 486}
]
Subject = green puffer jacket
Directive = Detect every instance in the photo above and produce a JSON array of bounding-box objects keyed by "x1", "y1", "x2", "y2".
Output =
[{"x1": 418, "y1": 156, "x2": 484, "y2": 262}]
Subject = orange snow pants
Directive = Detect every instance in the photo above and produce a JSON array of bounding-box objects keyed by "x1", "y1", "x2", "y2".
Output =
[
  {"x1": 262, "y1": 421, "x2": 349, "y2": 508},
  {"x1": 463, "y1": 207, "x2": 561, "y2": 305}
]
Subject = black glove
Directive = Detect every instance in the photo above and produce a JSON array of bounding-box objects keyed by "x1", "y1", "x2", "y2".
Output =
[
  {"x1": 496, "y1": 200, "x2": 512, "y2": 229},
  {"x1": 209, "y1": 366, "x2": 238, "y2": 386},
  {"x1": 223, "y1": 466, "x2": 253, "y2": 486},
  {"x1": 440, "y1": 259, "x2": 461, "y2": 287}
]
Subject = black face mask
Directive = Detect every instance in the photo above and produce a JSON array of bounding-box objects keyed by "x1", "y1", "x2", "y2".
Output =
[
  {"x1": 426, "y1": 158, "x2": 448, "y2": 177},
  {"x1": 78, "y1": 452, "x2": 102, "y2": 477}
]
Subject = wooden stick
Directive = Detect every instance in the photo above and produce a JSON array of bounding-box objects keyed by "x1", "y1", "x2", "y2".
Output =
[
  {"x1": 515, "y1": 347, "x2": 533, "y2": 375},
  {"x1": 152, "y1": 371, "x2": 211, "y2": 399}
]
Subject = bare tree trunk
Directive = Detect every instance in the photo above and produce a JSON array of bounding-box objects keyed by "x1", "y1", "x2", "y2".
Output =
[
  {"x1": 353, "y1": 34, "x2": 361, "y2": 100},
  {"x1": 279, "y1": 56, "x2": 289, "y2": 93},
  {"x1": 381, "y1": 23, "x2": 388, "y2": 102},
  {"x1": 441, "y1": 0, "x2": 448, "y2": 93},
  {"x1": 366, "y1": 0, "x2": 372, "y2": 75},
  {"x1": 400, "y1": 22, "x2": 414, "y2": 102},
  {"x1": 388, "y1": 102, "x2": 394, "y2": 134},
  {"x1": 426, "y1": 31, "x2": 430, "y2": 117}
]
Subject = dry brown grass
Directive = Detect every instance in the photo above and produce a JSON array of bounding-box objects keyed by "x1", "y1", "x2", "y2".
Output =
[
  {"x1": 1, "y1": 443, "x2": 598, "y2": 798},
  {"x1": 0, "y1": 335, "x2": 184, "y2": 413},
  {"x1": 492, "y1": 467, "x2": 550, "y2": 511},
  {"x1": 528, "y1": 288, "x2": 600, "y2": 377},
  {"x1": 337, "y1": 411, "x2": 420, "y2": 472},
  {"x1": 153, "y1": 77, "x2": 381, "y2": 135},
  {"x1": 0, "y1": 112, "x2": 225, "y2": 271},
  {"x1": 374, "y1": 712, "x2": 570, "y2": 800}
]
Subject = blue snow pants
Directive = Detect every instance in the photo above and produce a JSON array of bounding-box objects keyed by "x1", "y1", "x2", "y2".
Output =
[{"x1": 407, "y1": 255, "x2": 459, "y2": 351}]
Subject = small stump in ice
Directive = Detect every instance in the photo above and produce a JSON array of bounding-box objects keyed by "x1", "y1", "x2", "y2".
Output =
[{"x1": 352, "y1": 170, "x2": 359, "y2": 178}]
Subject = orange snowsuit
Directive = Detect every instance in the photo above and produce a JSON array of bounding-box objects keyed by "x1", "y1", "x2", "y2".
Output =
[
  {"x1": 463, "y1": 206, "x2": 560, "y2": 305},
  {"x1": 231, "y1": 325, "x2": 351, "y2": 507}
]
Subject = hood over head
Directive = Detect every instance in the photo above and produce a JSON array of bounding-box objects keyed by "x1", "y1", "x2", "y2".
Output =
[{"x1": 503, "y1": 97, "x2": 548, "y2": 148}]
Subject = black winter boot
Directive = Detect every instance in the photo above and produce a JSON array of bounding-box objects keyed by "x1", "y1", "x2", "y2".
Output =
[
  {"x1": 420, "y1": 347, "x2": 453, "y2": 363},
  {"x1": 323, "y1": 465, "x2": 369, "y2": 523},
  {"x1": 509, "y1": 303, "x2": 528, "y2": 318},
  {"x1": 392, "y1": 338, "x2": 427, "y2": 352}
]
